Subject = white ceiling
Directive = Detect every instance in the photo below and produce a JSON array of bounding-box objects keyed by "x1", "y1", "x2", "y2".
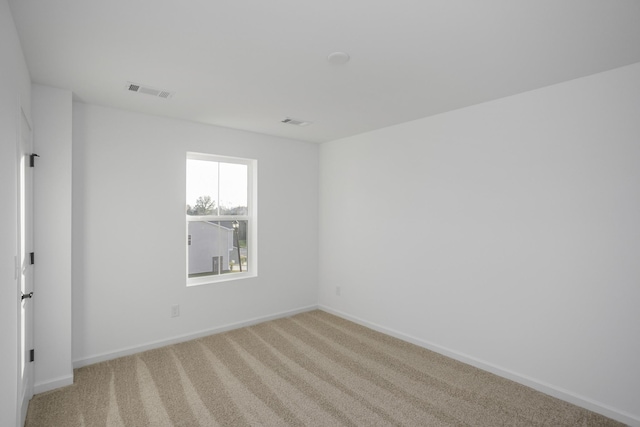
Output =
[{"x1": 9, "y1": 0, "x2": 640, "y2": 143}]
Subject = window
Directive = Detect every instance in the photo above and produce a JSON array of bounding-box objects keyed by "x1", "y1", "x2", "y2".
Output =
[{"x1": 186, "y1": 153, "x2": 256, "y2": 285}]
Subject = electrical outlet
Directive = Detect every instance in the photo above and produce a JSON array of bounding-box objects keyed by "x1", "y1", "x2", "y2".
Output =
[
  {"x1": 171, "y1": 305, "x2": 180, "y2": 318},
  {"x1": 336, "y1": 286, "x2": 341, "y2": 296}
]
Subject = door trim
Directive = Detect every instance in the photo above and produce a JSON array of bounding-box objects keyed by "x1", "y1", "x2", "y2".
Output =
[{"x1": 16, "y1": 101, "x2": 34, "y2": 427}]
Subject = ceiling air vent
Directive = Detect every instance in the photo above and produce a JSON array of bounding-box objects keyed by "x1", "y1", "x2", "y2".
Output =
[
  {"x1": 281, "y1": 117, "x2": 312, "y2": 127},
  {"x1": 126, "y1": 82, "x2": 173, "y2": 99}
]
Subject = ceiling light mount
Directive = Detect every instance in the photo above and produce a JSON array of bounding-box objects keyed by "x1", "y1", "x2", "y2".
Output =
[{"x1": 327, "y1": 51, "x2": 350, "y2": 65}]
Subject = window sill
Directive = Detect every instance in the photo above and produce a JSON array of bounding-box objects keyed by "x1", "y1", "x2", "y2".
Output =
[{"x1": 186, "y1": 271, "x2": 257, "y2": 287}]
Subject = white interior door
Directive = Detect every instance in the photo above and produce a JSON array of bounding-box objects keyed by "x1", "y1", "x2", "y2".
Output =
[{"x1": 17, "y1": 106, "x2": 34, "y2": 426}]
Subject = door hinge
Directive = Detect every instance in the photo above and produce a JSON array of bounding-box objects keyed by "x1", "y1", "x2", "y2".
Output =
[
  {"x1": 30, "y1": 252, "x2": 35, "y2": 265},
  {"x1": 29, "y1": 349, "x2": 35, "y2": 362},
  {"x1": 29, "y1": 153, "x2": 40, "y2": 167}
]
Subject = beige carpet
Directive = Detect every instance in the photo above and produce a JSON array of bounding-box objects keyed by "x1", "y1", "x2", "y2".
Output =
[{"x1": 26, "y1": 310, "x2": 623, "y2": 426}]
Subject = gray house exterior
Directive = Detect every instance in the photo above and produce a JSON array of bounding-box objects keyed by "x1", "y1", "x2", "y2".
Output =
[{"x1": 188, "y1": 221, "x2": 234, "y2": 275}]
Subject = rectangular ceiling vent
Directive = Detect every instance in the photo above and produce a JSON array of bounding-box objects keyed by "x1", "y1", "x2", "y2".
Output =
[
  {"x1": 126, "y1": 82, "x2": 173, "y2": 99},
  {"x1": 281, "y1": 117, "x2": 312, "y2": 127}
]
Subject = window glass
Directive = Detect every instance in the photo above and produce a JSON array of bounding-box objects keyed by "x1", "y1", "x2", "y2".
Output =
[
  {"x1": 187, "y1": 220, "x2": 248, "y2": 277},
  {"x1": 186, "y1": 159, "x2": 218, "y2": 216},
  {"x1": 219, "y1": 163, "x2": 247, "y2": 215}
]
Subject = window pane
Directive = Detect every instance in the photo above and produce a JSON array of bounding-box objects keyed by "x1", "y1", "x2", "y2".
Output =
[
  {"x1": 187, "y1": 220, "x2": 248, "y2": 278},
  {"x1": 220, "y1": 220, "x2": 248, "y2": 273},
  {"x1": 219, "y1": 163, "x2": 247, "y2": 215},
  {"x1": 186, "y1": 159, "x2": 218, "y2": 216}
]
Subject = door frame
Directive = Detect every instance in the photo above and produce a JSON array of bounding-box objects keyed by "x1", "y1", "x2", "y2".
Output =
[{"x1": 16, "y1": 102, "x2": 34, "y2": 427}]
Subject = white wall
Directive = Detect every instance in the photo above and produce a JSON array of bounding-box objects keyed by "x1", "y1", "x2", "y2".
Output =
[
  {"x1": 0, "y1": 1, "x2": 32, "y2": 426},
  {"x1": 319, "y1": 63, "x2": 640, "y2": 425},
  {"x1": 72, "y1": 104, "x2": 318, "y2": 364},
  {"x1": 32, "y1": 84, "x2": 73, "y2": 393}
]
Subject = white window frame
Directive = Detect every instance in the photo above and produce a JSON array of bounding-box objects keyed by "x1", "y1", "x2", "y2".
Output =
[{"x1": 186, "y1": 152, "x2": 257, "y2": 286}]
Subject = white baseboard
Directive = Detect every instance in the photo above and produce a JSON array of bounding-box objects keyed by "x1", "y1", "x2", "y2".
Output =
[
  {"x1": 34, "y1": 375, "x2": 74, "y2": 395},
  {"x1": 73, "y1": 305, "x2": 319, "y2": 369},
  {"x1": 318, "y1": 305, "x2": 639, "y2": 427}
]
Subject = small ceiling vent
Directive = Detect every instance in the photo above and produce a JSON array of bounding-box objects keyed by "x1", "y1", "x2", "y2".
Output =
[
  {"x1": 126, "y1": 82, "x2": 173, "y2": 99},
  {"x1": 281, "y1": 117, "x2": 312, "y2": 127}
]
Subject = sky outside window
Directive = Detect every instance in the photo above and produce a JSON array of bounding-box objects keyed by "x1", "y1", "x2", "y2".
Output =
[{"x1": 187, "y1": 159, "x2": 247, "y2": 213}]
